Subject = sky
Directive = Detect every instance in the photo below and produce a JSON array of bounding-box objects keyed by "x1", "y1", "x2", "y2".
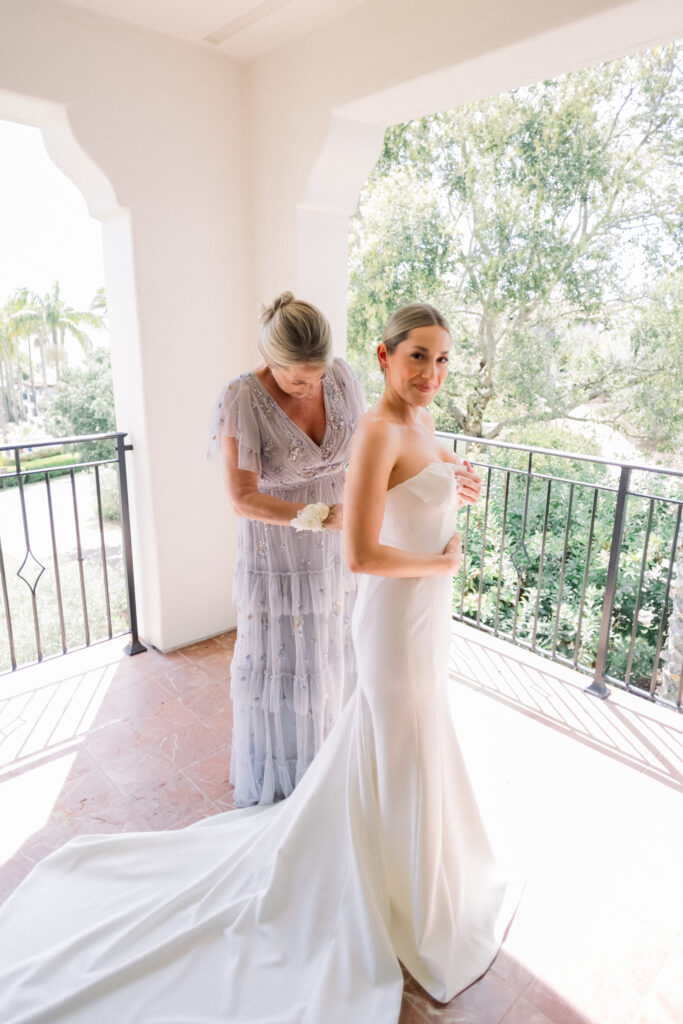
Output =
[{"x1": 0, "y1": 119, "x2": 105, "y2": 314}]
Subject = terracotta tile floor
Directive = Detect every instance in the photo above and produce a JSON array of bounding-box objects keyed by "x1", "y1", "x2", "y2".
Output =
[{"x1": 1, "y1": 624, "x2": 682, "y2": 1024}]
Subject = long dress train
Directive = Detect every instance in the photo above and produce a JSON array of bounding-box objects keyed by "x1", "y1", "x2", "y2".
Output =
[{"x1": 0, "y1": 462, "x2": 514, "y2": 1024}]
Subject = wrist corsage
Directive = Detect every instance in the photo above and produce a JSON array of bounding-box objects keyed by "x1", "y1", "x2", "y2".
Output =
[{"x1": 290, "y1": 502, "x2": 332, "y2": 532}]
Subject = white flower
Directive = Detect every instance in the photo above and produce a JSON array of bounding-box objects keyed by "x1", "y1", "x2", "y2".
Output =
[{"x1": 290, "y1": 502, "x2": 330, "y2": 532}]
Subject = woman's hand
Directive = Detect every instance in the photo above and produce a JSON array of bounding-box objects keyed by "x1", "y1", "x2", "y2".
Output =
[
  {"x1": 442, "y1": 531, "x2": 462, "y2": 573},
  {"x1": 323, "y1": 503, "x2": 344, "y2": 531},
  {"x1": 453, "y1": 460, "x2": 481, "y2": 508}
]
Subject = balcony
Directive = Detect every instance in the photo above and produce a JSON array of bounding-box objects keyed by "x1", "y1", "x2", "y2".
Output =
[
  {"x1": 2, "y1": 3, "x2": 682, "y2": 1019},
  {"x1": 1, "y1": 623, "x2": 680, "y2": 1024}
]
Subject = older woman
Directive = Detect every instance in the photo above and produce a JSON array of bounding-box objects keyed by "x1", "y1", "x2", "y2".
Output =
[{"x1": 208, "y1": 291, "x2": 365, "y2": 806}]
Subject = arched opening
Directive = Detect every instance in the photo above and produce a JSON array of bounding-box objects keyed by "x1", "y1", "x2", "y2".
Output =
[
  {"x1": 0, "y1": 91, "x2": 147, "y2": 672},
  {"x1": 0, "y1": 95, "x2": 145, "y2": 451},
  {"x1": 291, "y1": 3, "x2": 682, "y2": 713},
  {"x1": 344, "y1": 40, "x2": 682, "y2": 706},
  {"x1": 0, "y1": 118, "x2": 107, "y2": 424},
  {"x1": 293, "y1": 0, "x2": 682, "y2": 353}
]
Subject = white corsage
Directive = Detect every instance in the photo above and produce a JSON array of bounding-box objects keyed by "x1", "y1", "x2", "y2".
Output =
[{"x1": 290, "y1": 502, "x2": 331, "y2": 532}]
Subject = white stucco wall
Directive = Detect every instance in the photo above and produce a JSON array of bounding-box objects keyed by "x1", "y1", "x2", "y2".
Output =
[
  {"x1": 0, "y1": 0, "x2": 681, "y2": 651},
  {"x1": 0, "y1": 0, "x2": 249, "y2": 650}
]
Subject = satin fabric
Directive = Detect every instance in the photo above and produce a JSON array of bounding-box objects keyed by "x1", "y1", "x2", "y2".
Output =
[{"x1": 0, "y1": 462, "x2": 513, "y2": 1023}]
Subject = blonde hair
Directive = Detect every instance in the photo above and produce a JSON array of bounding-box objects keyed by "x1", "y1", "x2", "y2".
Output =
[
  {"x1": 258, "y1": 291, "x2": 332, "y2": 367},
  {"x1": 382, "y1": 302, "x2": 450, "y2": 354}
]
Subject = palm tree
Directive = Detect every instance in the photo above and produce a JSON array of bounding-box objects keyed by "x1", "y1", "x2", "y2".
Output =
[
  {"x1": 9, "y1": 287, "x2": 45, "y2": 393},
  {"x1": 0, "y1": 309, "x2": 16, "y2": 438},
  {"x1": 89, "y1": 287, "x2": 107, "y2": 319},
  {"x1": 51, "y1": 282, "x2": 105, "y2": 380},
  {"x1": 10, "y1": 282, "x2": 104, "y2": 385},
  {"x1": 2, "y1": 288, "x2": 34, "y2": 421}
]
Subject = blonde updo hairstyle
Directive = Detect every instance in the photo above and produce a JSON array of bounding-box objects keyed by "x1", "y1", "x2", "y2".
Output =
[
  {"x1": 378, "y1": 303, "x2": 454, "y2": 376},
  {"x1": 381, "y1": 302, "x2": 451, "y2": 356},
  {"x1": 258, "y1": 291, "x2": 332, "y2": 367}
]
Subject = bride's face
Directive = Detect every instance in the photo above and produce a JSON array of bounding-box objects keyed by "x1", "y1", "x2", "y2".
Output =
[{"x1": 379, "y1": 325, "x2": 451, "y2": 406}]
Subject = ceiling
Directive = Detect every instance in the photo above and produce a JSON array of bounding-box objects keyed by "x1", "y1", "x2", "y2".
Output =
[{"x1": 62, "y1": 0, "x2": 368, "y2": 61}]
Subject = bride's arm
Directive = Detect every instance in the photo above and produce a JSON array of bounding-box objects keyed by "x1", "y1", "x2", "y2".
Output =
[{"x1": 344, "y1": 418, "x2": 460, "y2": 578}]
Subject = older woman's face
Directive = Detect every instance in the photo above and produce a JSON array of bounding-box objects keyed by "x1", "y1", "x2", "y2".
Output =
[{"x1": 269, "y1": 362, "x2": 327, "y2": 399}]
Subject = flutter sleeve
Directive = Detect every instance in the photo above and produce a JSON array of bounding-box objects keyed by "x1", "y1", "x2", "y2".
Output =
[
  {"x1": 207, "y1": 377, "x2": 262, "y2": 474},
  {"x1": 332, "y1": 357, "x2": 366, "y2": 421}
]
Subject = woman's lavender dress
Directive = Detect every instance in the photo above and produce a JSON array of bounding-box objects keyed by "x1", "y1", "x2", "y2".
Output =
[{"x1": 210, "y1": 358, "x2": 365, "y2": 806}]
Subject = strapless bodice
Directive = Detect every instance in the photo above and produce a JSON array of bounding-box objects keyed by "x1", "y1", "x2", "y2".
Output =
[{"x1": 380, "y1": 462, "x2": 458, "y2": 554}]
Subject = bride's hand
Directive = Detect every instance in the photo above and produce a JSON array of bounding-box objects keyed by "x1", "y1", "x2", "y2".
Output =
[
  {"x1": 442, "y1": 532, "x2": 462, "y2": 573},
  {"x1": 453, "y1": 460, "x2": 481, "y2": 507}
]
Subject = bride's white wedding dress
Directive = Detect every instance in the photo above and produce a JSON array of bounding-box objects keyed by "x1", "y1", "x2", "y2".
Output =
[{"x1": 0, "y1": 462, "x2": 514, "y2": 1024}]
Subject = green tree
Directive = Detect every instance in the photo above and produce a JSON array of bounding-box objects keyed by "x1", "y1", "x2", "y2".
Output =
[
  {"x1": 89, "y1": 286, "x2": 107, "y2": 319},
  {"x1": 348, "y1": 43, "x2": 683, "y2": 449},
  {"x1": 0, "y1": 288, "x2": 35, "y2": 425},
  {"x1": 41, "y1": 347, "x2": 116, "y2": 459},
  {"x1": 605, "y1": 269, "x2": 683, "y2": 453},
  {"x1": 11, "y1": 282, "x2": 103, "y2": 385},
  {"x1": 0, "y1": 309, "x2": 17, "y2": 437}
]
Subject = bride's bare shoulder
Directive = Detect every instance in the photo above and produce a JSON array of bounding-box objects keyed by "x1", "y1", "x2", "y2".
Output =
[
  {"x1": 351, "y1": 411, "x2": 403, "y2": 470},
  {"x1": 355, "y1": 409, "x2": 402, "y2": 444}
]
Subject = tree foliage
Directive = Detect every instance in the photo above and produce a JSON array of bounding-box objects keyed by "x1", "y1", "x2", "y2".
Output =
[
  {"x1": 41, "y1": 348, "x2": 116, "y2": 459},
  {"x1": 0, "y1": 284, "x2": 107, "y2": 439},
  {"x1": 10, "y1": 281, "x2": 104, "y2": 385},
  {"x1": 0, "y1": 289, "x2": 32, "y2": 431},
  {"x1": 448, "y1": 436, "x2": 680, "y2": 695},
  {"x1": 348, "y1": 43, "x2": 683, "y2": 451},
  {"x1": 615, "y1": 270, "x2": 683, "y2": 452}
]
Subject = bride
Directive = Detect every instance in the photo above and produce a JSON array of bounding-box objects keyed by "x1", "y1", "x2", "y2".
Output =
[{"x1": 0, "y1": 303, "x2": 515, "y2": 1024}]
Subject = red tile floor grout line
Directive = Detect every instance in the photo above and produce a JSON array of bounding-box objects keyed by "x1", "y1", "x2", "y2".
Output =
[{"x1": 2, "y1": 626, "x2": 682, "y2": 1023}]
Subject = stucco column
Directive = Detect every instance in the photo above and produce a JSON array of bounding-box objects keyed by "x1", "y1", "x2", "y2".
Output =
[{"x1": 295, "y1": 117, "x2": 386, "y2": 352}]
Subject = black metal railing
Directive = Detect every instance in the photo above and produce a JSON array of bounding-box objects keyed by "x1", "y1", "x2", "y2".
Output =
[
  {"x1": 441, "y1": 432, "x2": 683, "y2": 711},
  {"x1": 0, "y1": 433, "x2": 145, "y2": 673}
]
